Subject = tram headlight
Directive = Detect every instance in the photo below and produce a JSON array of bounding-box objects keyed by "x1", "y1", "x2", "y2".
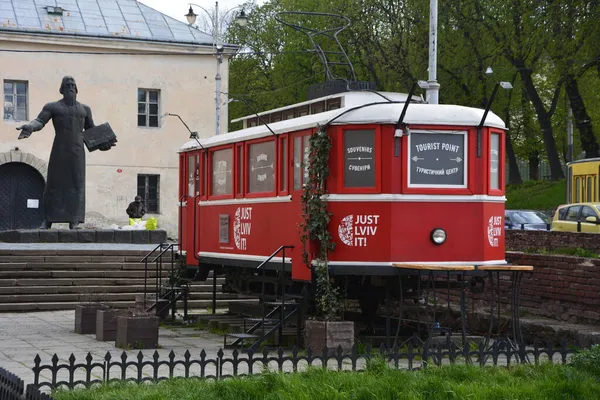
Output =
[{"x1": 431, "y1": 228, "x2": 447, "y2": 245}]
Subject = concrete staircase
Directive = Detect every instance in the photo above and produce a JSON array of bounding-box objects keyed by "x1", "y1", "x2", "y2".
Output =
[{"x1": 0, "y1": 248, "x2": 241, "y2": 312}]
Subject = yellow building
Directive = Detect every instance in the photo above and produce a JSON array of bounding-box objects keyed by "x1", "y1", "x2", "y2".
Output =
[{"x1": 0, "y1": 0, "x2": 235, "y2": 237}]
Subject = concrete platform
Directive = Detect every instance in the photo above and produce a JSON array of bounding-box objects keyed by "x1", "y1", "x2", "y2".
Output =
[{"x1": 0, "y1": 229, "x2": 167, "y2": 244}]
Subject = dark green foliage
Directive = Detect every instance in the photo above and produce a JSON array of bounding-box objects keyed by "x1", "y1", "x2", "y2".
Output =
[{"x1": 299, "y1": 126, "x2": 342, "y2": 320}]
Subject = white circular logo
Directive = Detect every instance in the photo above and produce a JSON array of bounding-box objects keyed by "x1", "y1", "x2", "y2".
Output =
[{"x1": 338, "y1": 215, "x2": 354, "y2": 246}]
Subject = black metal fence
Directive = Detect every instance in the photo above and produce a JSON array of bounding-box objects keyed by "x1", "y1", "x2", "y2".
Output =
[
  {"x1": 32, "y1": 338, "x2": 576, "y2": 392},
  {"x1": 0, "y1": 367, "x2": 53, "y2": 400}
]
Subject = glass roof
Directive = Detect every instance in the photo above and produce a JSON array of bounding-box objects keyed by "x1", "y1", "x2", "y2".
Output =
[{"x1": 0, "y1": 0, "x2": 214, "y2": 46}]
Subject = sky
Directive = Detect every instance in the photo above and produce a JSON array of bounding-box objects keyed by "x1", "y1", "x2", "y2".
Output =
[{"x1": 138, "y1": 0, "x2": 261, "y2": 25}]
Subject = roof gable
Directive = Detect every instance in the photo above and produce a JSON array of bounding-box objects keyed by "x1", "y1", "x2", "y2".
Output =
[{"x1": 0, "y1": 0, "x2": 215, "y2": 45}]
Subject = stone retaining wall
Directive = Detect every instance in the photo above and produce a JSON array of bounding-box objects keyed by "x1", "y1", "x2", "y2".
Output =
[
  {"x1": 506, "y1": 229, "x2": 600, "y2": 253},
  {"x1": 506, "y1": 252, "x2": 600, "y2": 325}
]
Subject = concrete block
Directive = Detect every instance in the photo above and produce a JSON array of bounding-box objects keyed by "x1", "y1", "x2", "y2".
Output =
[
  {"x1": 58, "y1": 230, "x2": 78, "y2": 243},
  {"x1": 131, "y1": 230, "x2": 149, "y2": 244},
  {"x1": 10, "y1": 151, "x2": 19, "y2": 162},
  {"x1": 0, "y1": 152, "x2": 7, "y2": 164},
  {"x1": 149, "y1": 230, "x2": 167, "y2": 244},
  {"x1": 114, "y1": 230, "x2": 131, "y2": 244},
  {"x1": 77, "y1": 230, "x2": 96, "y2": 243},
  {"x1": 96, "y1": 230, "x2": 115, "y2": 243},
  {"x1": 0, "y1": 231, "x2": 19, "y2": 243},
  {"x1": 18, "y1": 230, "x2": 39, "y2": 243},
  {"x1": 39, "y1": 229, "x2": 59, "y2": 243}
]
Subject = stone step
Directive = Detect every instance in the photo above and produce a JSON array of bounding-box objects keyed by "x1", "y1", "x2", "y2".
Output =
[
  {"x1": 0, "y1": 291, "x2": 239, "y2": 303},
  {"x1": 0, "y1": 277, "x2": 225, "y2": 287},
  {"x1": 0, "y1": 255, "x2": 179, "y2": 263},
  {"x1": 0, "y1": 298, "x2": 254, "y2": 312},
  {"x1": 0, "y1": 262, "x2": 182, "y2": 271},
  {"x1": 0, "y1": 282, "x2": 225, "y2": 294},
  {"x1": 0, "y1": 270, "x2": 173, "y2": 279}
]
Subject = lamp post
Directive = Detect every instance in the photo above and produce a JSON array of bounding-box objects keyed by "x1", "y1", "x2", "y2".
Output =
[{"x1": 185, "y1": 2, "x2": 248, "y2": 136}]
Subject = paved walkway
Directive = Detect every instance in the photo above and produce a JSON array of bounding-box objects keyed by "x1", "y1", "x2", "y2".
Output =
[{"x1": 0, "y1": 310, "x2": 226, "y2": 387}]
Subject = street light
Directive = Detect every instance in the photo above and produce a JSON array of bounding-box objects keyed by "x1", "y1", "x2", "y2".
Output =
[{"x1": 185, "y1": 2, "x2": 248, "y2": 136}]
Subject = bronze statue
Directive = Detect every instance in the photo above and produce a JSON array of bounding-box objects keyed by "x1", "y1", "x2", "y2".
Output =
[{"x1": 16, "y1": 76, "x2": 114, "y2": 229}]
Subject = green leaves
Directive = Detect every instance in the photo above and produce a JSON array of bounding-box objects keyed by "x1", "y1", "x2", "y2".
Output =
[{"x1": 299, "y1": 126, "x2": 341, "y2": 321}]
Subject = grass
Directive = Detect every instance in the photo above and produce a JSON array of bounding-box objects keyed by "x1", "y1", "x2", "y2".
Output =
[
  {"x1": 506, "y1": 179, "x2": 566, "y2": 211},
  {"x1": 52, "y1": 361, "x2": 600, "y2": 400}
]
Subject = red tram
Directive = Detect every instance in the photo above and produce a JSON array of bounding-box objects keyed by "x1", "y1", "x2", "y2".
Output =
[{"x1": 177, "y1": 89, "x2": 506, "y2": 310}]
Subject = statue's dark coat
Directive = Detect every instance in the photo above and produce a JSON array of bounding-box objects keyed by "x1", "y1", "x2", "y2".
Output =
[{"x1": 34, "y1": 99, "x2": 94, "y2": 223}]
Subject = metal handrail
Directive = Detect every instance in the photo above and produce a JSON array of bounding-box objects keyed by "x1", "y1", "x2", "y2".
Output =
[
  {"x1": 256, "y1": 245, "x2": 293, "y2": 270},
  {"x1": 256, "y1": 245, "x2": 294, "y2": 348}
]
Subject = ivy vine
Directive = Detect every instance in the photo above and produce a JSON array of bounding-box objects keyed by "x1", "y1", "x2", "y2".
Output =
[{"x1": 299, "y1": 125, "x2": 342, "y2": 320}]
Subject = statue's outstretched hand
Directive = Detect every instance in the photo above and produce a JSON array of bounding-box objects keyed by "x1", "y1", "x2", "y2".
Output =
[{"x1": 16, "y1": 125, "x2": 32, "y2": 140}]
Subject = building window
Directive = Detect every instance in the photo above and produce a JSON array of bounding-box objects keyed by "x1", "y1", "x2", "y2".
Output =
[
  {"x1": 248, "y1": 140, "x2": 275, "y2": 193},
  {"x1": 343, "y1": 129, "x2": 376, "y2": 188},
  {"x1": 138, "y1": 174, "x2": 160, "y2": 213},
  {"x1": 4, "y1": 81, "x2": 28, "y2": 121},
  {"x1": 211, "y1": 148, "x2": 233, "y2": 196},
  {"x1": 138, "y1": 89, "x2": 160, "y2": 127}
]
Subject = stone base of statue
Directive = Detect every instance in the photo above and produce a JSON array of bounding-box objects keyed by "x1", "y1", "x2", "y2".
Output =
[{"x1": 0, "y1": 229, "x2": 167, "y2": 244}]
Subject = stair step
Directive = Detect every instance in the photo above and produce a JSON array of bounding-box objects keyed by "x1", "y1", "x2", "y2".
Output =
[
  {"x1": 263, "y1": 302, "x2": 299, "y2": 307},
  {"x1": 0, "y1": 298, "x2": 256, "y2": 312},
  {"x1": 244, "y1": 317, "x2": 280, "y2": 324},
  {"x1": 0, "y1": 292, "x2": 238, "y2": 303},
  {"x1": 225, "y1": 333, "x2": 260, "y2": 339}
]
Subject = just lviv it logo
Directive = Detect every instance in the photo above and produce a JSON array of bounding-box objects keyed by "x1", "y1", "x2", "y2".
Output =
[{"x1": 338, "y1": 214, "x2": 380, "y2": 247}]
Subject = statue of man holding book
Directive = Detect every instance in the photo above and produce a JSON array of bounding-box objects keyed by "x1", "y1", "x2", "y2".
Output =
[{"x1": 15, "y1": 76, "x2": 115, "y2": 229}]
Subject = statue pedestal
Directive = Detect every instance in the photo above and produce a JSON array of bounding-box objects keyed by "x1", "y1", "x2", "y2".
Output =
[{"x1": 0, "y1": 229, "x2": 167, "y2": 244}]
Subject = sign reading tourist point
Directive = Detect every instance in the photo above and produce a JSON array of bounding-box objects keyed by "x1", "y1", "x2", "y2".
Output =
[
  {"x1": 234, "y1": 207, "x2": 252, "y2": 250},
  {"x1": 338, "y1": 214, "x2": 380, "y2": 247},
  {"x1": 409, "y1": 132, "x2": 465, "y2": 186},
  {"x1": 487, "y1": 216, "x2": 502, "y2": 247}
]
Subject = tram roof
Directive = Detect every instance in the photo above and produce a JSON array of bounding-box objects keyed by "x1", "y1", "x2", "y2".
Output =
[{"x1": 179, "y1": 91, "x2": 506, "y2": 152}]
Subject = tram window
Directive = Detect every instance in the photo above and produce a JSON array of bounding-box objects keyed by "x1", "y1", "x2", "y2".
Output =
[
  {"x1": 293, "y1": 135, "x2": 311, "y2": 190},
  {"x1": 200, "y1": 152, "x2": 207, "y2": 197},
  {"x1": 280, "y1": 138, "x2": 287, "y2": 192},
  {"x1": 293, "y1": 136, "x2": 302, "y2": 190},
  {"x1": 343, "y1": 129, "x2": 376, "y2": 188},
  {"x1": 408, "y1": 131, "x2": 467, "y2": 187},
  {"x1": 248, "y1": 140, "x2": 275, "y2": 193},
  {"x1": 211, "y1": 148, "x2": 233, "y2": 196},
  {"x1": 575, "y1": 177, "x2": 580, "y2": 202},
  {"x1": 588, "y1": 177, "x2": 593, "y2": 202},
  {"x1": 303, "y1": 136, "x2": 310, "y2": 184},
  {"x1": 326, "y1": 98, "x2": 341, "y2": 110},
  {"x1": 283, "y1": 109, "x2": 294, "y2": 120},
  {"x1": 236, "y1": 146, "x2": 243, "y2": 195},
  {"x1": 310, "y1": 101, "x2": 324, "y2": 114},
  {"x1": 187, "y1": 155, "x2": 199, "y2": 197},
  {"x1": 490, "y1": 133, "x2": 500, "y2": 190}
]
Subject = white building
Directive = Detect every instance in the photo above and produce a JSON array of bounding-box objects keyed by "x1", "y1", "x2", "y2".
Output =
[{"x1": 0, "y1": 0, "x2": 235, "y2": 237}]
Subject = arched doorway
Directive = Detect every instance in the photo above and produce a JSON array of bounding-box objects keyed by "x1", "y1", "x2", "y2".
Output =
[{"x1": 0, "y1": 162, "x2": 45, "y2": 230}]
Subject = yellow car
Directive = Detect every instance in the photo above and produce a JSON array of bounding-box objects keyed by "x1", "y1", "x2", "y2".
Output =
[{"x1": 551, "y1": 202, "x2": 600, "y2": 233}]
